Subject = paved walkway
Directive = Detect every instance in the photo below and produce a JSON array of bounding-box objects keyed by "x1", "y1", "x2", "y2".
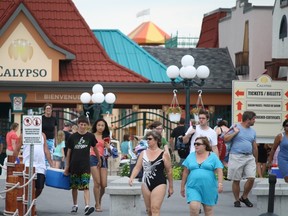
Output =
[{"x1": 0, "y1": 175, "x2": 266, "y2": 216}]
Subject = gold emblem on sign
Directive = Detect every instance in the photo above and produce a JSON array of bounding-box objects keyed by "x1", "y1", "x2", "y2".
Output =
[
  {"x1": 8, "y1": 39, "x2": 33, "y2": 62},
  {"x1": 260, "y1": 76, "x2": 268, "y2": 83}
]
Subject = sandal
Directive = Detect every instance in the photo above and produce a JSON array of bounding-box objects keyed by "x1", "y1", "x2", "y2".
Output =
[
  {"x1": 95, "y1": 205, "x2": 103, "y2": 212},
  {"x1": 234, "y1": 200, "x2": 241, "y2": 207},
  {"x1": 239, "y1": 196, "x2": 253, "y2": 207}
]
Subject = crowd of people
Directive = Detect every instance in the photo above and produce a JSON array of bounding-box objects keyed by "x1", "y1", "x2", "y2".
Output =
[{"x1": 2, "y1": 104, "x2": 288, "y2": 216}]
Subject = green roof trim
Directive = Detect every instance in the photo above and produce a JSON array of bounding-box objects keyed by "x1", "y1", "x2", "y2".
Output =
[{"x1": 93, "y1": 29, "x2": 171, "y2": 83}]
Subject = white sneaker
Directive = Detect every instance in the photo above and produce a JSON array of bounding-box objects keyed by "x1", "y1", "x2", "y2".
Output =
[{"x1": 71, "y1": 205, "x2": 78, "y2": 214}]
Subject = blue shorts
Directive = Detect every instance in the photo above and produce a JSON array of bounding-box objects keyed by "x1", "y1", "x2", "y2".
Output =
[
  {"x1": 70, "y1": 173, "x2": 90, "y2": 190},
  {"x1": 90, "y1": 155, "x2": 108, "y2": 168},
  {"x1": 46, "y1": 139, "x2": 55, "y2": 153},
  {"x1": 53, "y1": 155, "x2": 62, "y2": 161}
]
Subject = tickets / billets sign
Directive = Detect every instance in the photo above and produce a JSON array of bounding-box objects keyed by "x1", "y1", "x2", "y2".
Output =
[
  {"x1": 22, "y1": 115, "x2": 42, "y2": 145},
  {"x1": 232, "y1": 75, "x2": 288, "y2": 143}
]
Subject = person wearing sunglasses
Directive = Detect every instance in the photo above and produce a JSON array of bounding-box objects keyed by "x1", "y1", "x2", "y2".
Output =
[
  {"x1": 147, "y1": 121, "x2": 170, "y2": 155},
  {"x1": 129, "y1": 130, "x2": 173, "y2": 216},
  {"x1": 267, "y1": 119, "x2": 288, "y2": 183},
  {"x1": 181, "y1": 136, "x2": 223, "y2": 216}
]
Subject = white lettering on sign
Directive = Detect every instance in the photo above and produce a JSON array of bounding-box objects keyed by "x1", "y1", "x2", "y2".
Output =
[
  {"x1": 43, "y1": 94, "x2": 80, "y2": 100},
  {"x1": 247, "y1": 89, "x2": 282, "y2": 99},
  {"x1": 246, "y1": 101, "x2": 282, "y2": 111}
]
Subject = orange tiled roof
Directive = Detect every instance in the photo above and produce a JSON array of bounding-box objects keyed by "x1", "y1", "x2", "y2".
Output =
[
  {"x1": 0, "y1": 0, "x2": 149, "y2": 82},
  {"x1": 197, "y1": 10, "x2": 229, "y2": 48}
]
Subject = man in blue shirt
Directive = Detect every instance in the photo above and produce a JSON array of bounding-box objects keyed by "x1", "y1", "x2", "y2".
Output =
[{"x1": 224, "y1": 111, "x2": 258, "y2": 208}]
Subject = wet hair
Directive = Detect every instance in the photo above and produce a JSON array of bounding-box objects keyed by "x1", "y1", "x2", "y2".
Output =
[
  {"x1": 195, "y1": 136, "x2": 212, "y2": 151},
  {"x1": 179, "y1": 118, "x2": 185, "y2": 125},
  {"x1": 91, "y1": 118, "x2": 110, "y2": 138},
  {"x1": 77, "y1": 115, "x2": 89, "y2": 125},
  {"x1": 282, "y1": 119, "x2": 288, "y2": 128},
  {"x1": 217, "y1": 120, "x2": 228, "y2": 127},
  {"x1": 123, "y1": 134, "x2": 130, "y2": 141},
  {"x1": 242, "y1": 111, "x2": 256, "y2": 122},
  {"x1": 198, "y1": 109, "x2": 210, "y2": 120},
  {"x1": 145, "y1": 130, "x2": 162, "y2": 148},
  {"x1": 43, "y1": 103, "x2": 53, "y2": 110},
  {"x1": 10, "y1": 122, "x2": 19, "y2": 130},
  {"x1": 147, "y1": 121, "x2": 162, "y2": 129}
]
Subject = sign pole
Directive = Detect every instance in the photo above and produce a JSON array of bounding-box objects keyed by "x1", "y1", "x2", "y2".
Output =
[
  {"x1": 22, "y1": 114, "x2": 42, "y2": 216},
  {"x1": 27, "y1": 143, "x2": 34, "y2": 216}
]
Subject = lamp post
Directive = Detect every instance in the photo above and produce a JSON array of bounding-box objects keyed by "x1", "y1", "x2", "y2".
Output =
[
  {"x1": 166, "y1": 55, "x2": 210, "y2": 130},
  {"x1": 80, "y1": 84, "x2": 116, "y2": 123}
]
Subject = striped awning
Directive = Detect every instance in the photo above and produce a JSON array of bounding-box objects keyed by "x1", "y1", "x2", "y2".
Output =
[{"x1": 128, "y1": 21, "x2": 170, "y2": 45}]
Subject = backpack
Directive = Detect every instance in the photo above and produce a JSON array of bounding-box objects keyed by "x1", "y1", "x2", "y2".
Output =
[
  {"x1": 175, "y1": 136, "x2": 191, "y2": 159},
  {"x1": 217, "y1": 127, "x2": 226, "y2": 161}
]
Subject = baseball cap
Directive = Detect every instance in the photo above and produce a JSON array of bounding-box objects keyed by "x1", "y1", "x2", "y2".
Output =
[{"x1": 64, "y1": 122, "x2": 72, "y2": 127}]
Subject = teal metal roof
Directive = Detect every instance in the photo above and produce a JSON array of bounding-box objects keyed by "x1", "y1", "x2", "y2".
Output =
[{"x1": 93, "y1": 29, "x2": 170, "y2": 83}]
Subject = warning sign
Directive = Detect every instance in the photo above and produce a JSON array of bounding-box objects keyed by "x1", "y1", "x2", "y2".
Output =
[
  {"x1": 22, "y1": 115, "x2": 42, "y2": 145},
  {"x1": 233, "y1": 75, "x2": 288, "y2": 143}
]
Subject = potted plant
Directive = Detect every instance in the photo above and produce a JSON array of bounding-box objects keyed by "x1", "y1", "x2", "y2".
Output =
[
  {"x1": 167, "y1": 90, "x2": 182, "y2": 122},
  {"x1": 167, "y1": 106, "x2": 182, "y2": 122}
]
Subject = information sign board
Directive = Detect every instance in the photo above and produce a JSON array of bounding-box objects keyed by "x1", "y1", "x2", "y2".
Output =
[
  {"x1": 22, "y1": 115, "x2": 42, "y2": 145},
  {"x1": 232, "y1": 75, "x2": 288, "y2": 143}
]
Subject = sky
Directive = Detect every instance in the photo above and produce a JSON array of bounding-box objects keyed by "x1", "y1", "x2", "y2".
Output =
[{"x1": 72, "y1": 0, "x2": 275, "y2": 37}]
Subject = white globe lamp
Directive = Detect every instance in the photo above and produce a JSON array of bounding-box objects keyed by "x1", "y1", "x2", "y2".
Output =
[
  {"x1": 91, "y1": 92, "x2": 105, "y2": 103},
  {"x1": 184, "y1": 66, "x2": 197, "y2": 79},
  {"x1": 197, "y1": 65, "x2": 210, "y2": 79},
  {"x1": 105, "y1": 93, "x2": 116, "y2": 104},
  {"x1": 92, "y1": 84, "x2": 104, "y2": 94},
  {"x1": 80, "y1": 92, "x2": 91, "y2": 104},
  {"x1": 166, "y1": 65, "x2": 180, "y2": 79},
  {"x1": 181, "y1": 55, "x2": 195, "y2": 67}
]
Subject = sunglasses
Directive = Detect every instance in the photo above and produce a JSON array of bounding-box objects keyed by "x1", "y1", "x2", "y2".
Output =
[
  {"x1": 194, "y1": 142, "x2": 204, "y2": 146},
  {"x1": 147, "y1": 137, "x2": 154, "y2": 141}
]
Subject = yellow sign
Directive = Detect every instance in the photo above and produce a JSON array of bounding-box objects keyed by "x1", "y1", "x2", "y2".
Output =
[{"x1": 0, "y1": 22, "x2": 52, "y2": 81}]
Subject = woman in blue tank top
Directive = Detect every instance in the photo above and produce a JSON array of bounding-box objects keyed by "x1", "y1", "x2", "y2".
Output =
[{"x1": 268, "y1": 119, "x2": 288, "y2": 183}]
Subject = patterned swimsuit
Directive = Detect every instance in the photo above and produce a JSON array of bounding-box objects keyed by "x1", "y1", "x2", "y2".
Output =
[{"x1": 142, "y1": 150, "x2": 166, "y2": 191}]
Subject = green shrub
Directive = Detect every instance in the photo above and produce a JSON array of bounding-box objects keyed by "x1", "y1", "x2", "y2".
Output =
[
  {"x1": 172, "y1": 165, "x2": 183, "y2": 180},
  {"x1": 119, "y1": 163, "x2": 130, "y2": 177}
]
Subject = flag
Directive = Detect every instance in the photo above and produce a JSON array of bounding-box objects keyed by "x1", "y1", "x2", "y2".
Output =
[{"x1": 136, "y1": 9, "x2": 150, "y2": 18}]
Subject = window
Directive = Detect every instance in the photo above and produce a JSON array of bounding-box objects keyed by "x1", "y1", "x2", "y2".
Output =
[
  {"x1": 280, "y1": 0, "x2": 288, "y2": 7},
  {"x1": 279, "y1": 15, "x2": 287, "y2": 40}
]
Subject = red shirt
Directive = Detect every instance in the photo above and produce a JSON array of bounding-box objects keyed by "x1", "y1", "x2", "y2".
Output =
[
  {"x1": 90, "y1": 139, "x2": 104, "y2": 157},
  {"x1": 6, "y1": 130, "x2": 18, "y2": 151}
]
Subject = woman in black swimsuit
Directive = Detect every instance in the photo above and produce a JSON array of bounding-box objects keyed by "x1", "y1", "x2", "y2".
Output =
[{"x1": 129, "y1": 130, "x2": 173, "y2": 216}]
